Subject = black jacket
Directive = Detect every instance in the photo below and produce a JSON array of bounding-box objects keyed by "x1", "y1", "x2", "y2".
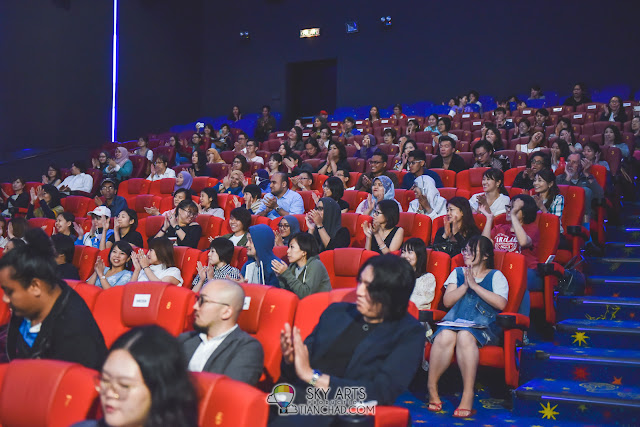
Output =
[{"x1": 7, "y1": 281, "x2": 107, "y2": 370}]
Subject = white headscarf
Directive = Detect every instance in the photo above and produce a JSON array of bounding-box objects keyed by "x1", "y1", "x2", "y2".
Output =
[{"x1": 409, "y1": 175, "x2": 446, "y2": 219}]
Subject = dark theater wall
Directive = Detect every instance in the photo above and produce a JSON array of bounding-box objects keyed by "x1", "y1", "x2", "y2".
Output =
[
  {"x1": 116, "y1": 0, "x2": 204, "y2": 141},
  {"x1": 0, "y1": 0, "x2": 112, "y2": 150},
  {"x1": 201, "y1": 0, "x2": 640, "y2": 118}
]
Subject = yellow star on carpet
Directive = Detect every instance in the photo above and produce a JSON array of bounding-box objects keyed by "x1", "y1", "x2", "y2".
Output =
[
  {"x1": 578, "y1": 404, "x2": 588, "y2": 412},
  {"x1": 414, "y1": 420, "x2": 427, "y2": 424},
  {"x1": 524, "y1": 387, "x2": 534, "y2": 390},
  {"x1": 530, "y1": 425, "x2": 543, "y2": 427},
  {"x1": 562, "y1": 387, "x2": 571, "y2": 391},
  {"x1": 608, "y1": 263, "x2": 620, "y2": 271},
  {"x1": 612, "y1": 377, "x2": 622, "y2": 385},
  {"x1": 572, "y1": 331, "x2": 589, "y2": 347},
  {"x1": 543, "y1": 378, "x2": 556, "y2": 381},
  {"x1": 539, "y1": 402, "x2": 560, "y2": 420}
]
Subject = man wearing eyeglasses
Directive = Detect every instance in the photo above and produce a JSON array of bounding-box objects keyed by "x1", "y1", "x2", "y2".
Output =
[
  {"x1": 354, "y1": 150, "x2": 399, "y2": 192},
  {"x1": 179, "y1": 279, "x2": 264, "y2": 386},
  {"x1": 401, "y1": 150, "x2": 444, "y2": 189}
]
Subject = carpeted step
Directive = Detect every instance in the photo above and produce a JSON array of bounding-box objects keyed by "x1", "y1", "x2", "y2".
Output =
[
  {"x1": 585, "y1": 257, "x2": 640, "y2": 277},
  {"x1": 604, "y1": 226, "x2": 640, "y2": 243},
  {"x1": 520, "y1": 343, "x2": 640, "y2": 385},
  {"x1": 586, "y1": 276, "x2": 640, "y2": 297},
  {"x1": 515, "y1": 378, "x2": 640, "y2": 424},
  {"x1": 556, "y1": 296, "x2": 640, "y2": 321},
  {"x1": 605, "y1": 242, "x2": 640, "y2": 258},
  {"x1": 555, "y1": 319, "x2": 640, "y2": 350}
]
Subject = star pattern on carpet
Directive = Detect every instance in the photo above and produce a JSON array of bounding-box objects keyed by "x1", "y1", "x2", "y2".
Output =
[
  {"x1": 539, "y1": 402, "x2": 559, "y2": 420},
  {"x1": 577, "y1": 404, "x2": 588, "y2": 412},
  {"x1": 571, "y1": 331, "x2": 590, "y2": 346},
  {"x1": 612, "y1": 376, "x2": 622, "y2": 385},
  {"x1": 573, "y1": 366, "x2": 589, "y2": 381}
]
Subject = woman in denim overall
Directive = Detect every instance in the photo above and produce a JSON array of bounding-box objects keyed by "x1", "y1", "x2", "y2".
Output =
[{"x1": 427, "y1": 236, "x2": 509, "y2": 418}]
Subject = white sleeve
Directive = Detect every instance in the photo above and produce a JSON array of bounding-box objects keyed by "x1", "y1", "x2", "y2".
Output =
[
  {"x1": 146, "y1": 150, "x2": 154, "y2": 161},
  {"x1": 491, "y1": 194, "x2": 510, "y2": 216},
  {"x1": 355, "y1": 199, "x2": 367, "y2": 214},
  {"x1": 255, "y1": 157, "x2": 264, "y2": 165},
  {"x1": 80, "y1": 175, "x2": 94, "y2": 193},
  {"x1": 58, "y1": 177, "x2": 70, "y2": 189},
  {"x1": 444, "y1": 269, "x2": 458, "y2": 288},
  {"x1": 407, "y1": 200, "x2": 418, "y2": 213},
  {"x1": 162, "y1": 267, "x2": 184, "y2": 286},
  {"x1": 166, "y1": 169, "x2": 176, "y2": 178},
  {"x1": 491, "y1": 270, "x2": 509, "y2": 300},
  {"x1": 468, "y1": 194, "x2": 479, "y2": 211}
]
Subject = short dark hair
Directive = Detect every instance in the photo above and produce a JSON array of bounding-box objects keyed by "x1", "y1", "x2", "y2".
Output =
[
  {"x1": 323, "y1": 176, "x2": 344, "y2": 200},
  {"x1": 483, "y1": 168, "x2": 508, "y2": 196},
  {"x1": 344, "y1": 117, "x2": 356, "y2": 126},
  {"x1": 0, "y1": 228, "x2": 60, "y2": 290},
  {"x1": 108, "y1": 326, "x2": 198, "y2": 427},
  {"x1": 401, "y1": 238, "x2": 427, "y2": 277},
  {"x1": 286, "y1": 152, "x2": 302, "y2": 165},
  {"x1": 465, "y1": 235, "x2": 494, "y2": 269},
  {"x1": 495, "y1": 107, "x2": 507, "y2": 115},
  {"x1": 9, "y1": 217, "x2": 28, "y2": 239},
  {"x1": 372, "y1": 150, "x2": 388, "y2": 163},
  {"x1": 120, "y1": 208, "x2": 139, "y2": 231},
  {"x1": 536, "y1": 108, "x2": 549, "y2": 117},
  {"x1": 242, "y1": 184, "x2": 261, "y2": 201},
  {"x1": 72, "y1": 160, "x2": 87, "y2": 173},
  {"x1": 512, "y1": 194, "x2": 538, "y2": 224},
  {"x1": 200, "y1": 187, "x2": 220, "y2": 209},
  {"x1": 437, "y1": 116, "x2": 452, "y2": 131},
  {"x1": 230, "y1": 207, "x2": 251, "y2": 232},
  {"x1": 275, "y1": 172, "x2": 290, "y2": 189},
  {"x1": 290, "y1": 232, "x2": 318, "y2": 259},
  {"x1": 473, "y1": 139, "x2": 495, "y2": 155},
  {"x1": 298, "y1": 171, "x2": 313, "y2": 182},
  {"x1": 438, "y1": 135, "x2": 455, "y2": 147},
  {"x1": 209, "y1": 238, "x2": 235, "y2": 264},
  {"x1": 358, "y1": 254, "x2": 415, "y2": 322},
  {"x1": 233, "y1": 155, "x2": 249, "y2": 172},
  {"x1": 269, "y1": 153, "x2": 282, "y2": 164},
  {"x1": 305, "y1": 137, "x2": 321, "y2": 152},
  {"x1": 378, "y1": 199, "x2": 399, "y2": 229},
  {"x1": 383, "y1": 127, "x2": 397, "y2": 139},
  {"x1": 155, "y1": 154, "x2": 169, "y2": 165},
  {"x1": 408, "y1": 149, "x2": 426, "y2": 161},
  {"x1": 173, "y1": 188, "x2": 192, "y2": 201},
  {"x1": 262, "y1": 105, "x2": 271, "y2": 112},
  {"x1": 177, "y1": 199, "x2": 198, "y2": 218},
  {"x1": 528, "y1": 152, "x2": 551, "y2": 169},
  {"x1": 279, "y1": 142, "x2": 293, "y2": 158},
  {"x1": 148, "y1": 237, "x2": 176, "y2": 267},
  {"x1": 51, "y1": 234, "x2": 75, "y2": 264},
  {"x1": 553, "y1": 138, "x2": 571, "y2": 159}
]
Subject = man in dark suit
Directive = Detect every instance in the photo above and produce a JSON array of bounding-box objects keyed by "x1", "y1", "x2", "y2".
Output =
[{"x1": 179, "y1": 279, "x2": 264, "y2": 386}]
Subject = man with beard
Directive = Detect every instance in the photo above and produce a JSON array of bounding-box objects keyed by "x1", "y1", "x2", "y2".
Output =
[{"x1": 178, "y1": 279, "x2": 264, "y2": 386}]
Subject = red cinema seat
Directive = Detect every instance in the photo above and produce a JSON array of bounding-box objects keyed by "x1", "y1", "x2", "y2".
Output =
[
  {"x1": 217, "y1": 193, "x2": 241, "y2": 219},
  {"x1": 61, "y1": 196, "x2": 92, "y2": 218},
  {"x1": 293, "y1": 289, "x2": 410, "y2": 427},
  {"x1": 504, "y1": 166, "x2": 525, "y2": 186},
  {"x1": 236, "y1": 283, "x2": 298, "y2": 389},
  {"x1": 231, "y1": 246, "x2": 248, "y2": 270},
  {"x1": 196, "y1": 215, "x2": 224, "y2": 250},
  {"x1": 194, "y1": 372, "x2": 268, "y2": 427},
  {"x1": 601, "y1": 145, "x2": 622, "y2": 177},
  {"x1": 153, "y1": 145, "x2": 176, "y2": 165},
  {"x1": 272, "y1": 245, "x2": 289, "y2": 263},
  {"x1": 206, "y1": 163, "x2": 230, "y2": 180},
  {"x1": 297, "y1": 190, "x2": 320, "y2": 212},
  {"x1": 92, "y1": 282, "x2": 196, "y2": 347},
  {"x1": 424, "y1": 251, "x2": 528, "y2": 389},
  {"x1": 128, "y1": 155, "x2": 149, "y2": 179},
  {"x1": 27, "y1": 218, "x2": 55, "y2": 235},
  {"x1": 589, "y1": 164, "x2": 607, "y2": 246},
  {"x1": 342, "y1": 190, "x2": 368, "y2": 212},
  {"x1": 318, "y1": 248, "x2": 379, "y2": 289},
  {"x1": 191, "y1": 176, "x2": 218, "y2": 194},
  {"x1": 270, "y1": 214, "x2": 308, "y2": 233},
  {"x1": 66, "y1": 280, "x2": 102, "y2": 311},
  {"x1": 0, "y1": 288, "x2": 10, "y2": 326},
  {"x1": 118, "y1": 178, "x2": 151, "y2": 205},
  {"x1": 393, "y1": 189, "x2": 413, "y2": 212},
  {"x1": 142, "y1": 215, "x2": 165, "y2": 245},
  {"x1": 457, "y1": 167, "x2": 489, "y2": 195},
  {"x1": 72, "y1": 246, "x2": 99, "y2": 281},
  {"x1": 341, "y1": 212, "x2": 370, "y2": 248},
  {"x1": 346, "y1": 157, "x2": 365, "y2": 173},
  {"x1": 398, "y1": 212, "x2": 432, "y2": 245},
  {"x1": 132, "y1": 194, "x2": 162, "y2": 219},
  {"x1": 554, "y1": 186, "x2": 588, "y2": 265},
  {"x1": 0, "y1": 360, "x2": 100, "y2": 427},
  {"x1": 303, "y1": 158, "x2": 323, "y2": 171},
  {"x1": 430, "y1": 168, "x2": 456, "y2": 188},
  {"x1": 310, "y1": 173, "x2": 328, "y2": 191},
  {"x1": 438, "y1": 187, "x2": 471, "y2": 200},
  {"x1": 174, "y1": 246, "x2": 201, "y2": 286},
  {"x1": 148, "y1": 178, "x2": 176, "y2": 197}
]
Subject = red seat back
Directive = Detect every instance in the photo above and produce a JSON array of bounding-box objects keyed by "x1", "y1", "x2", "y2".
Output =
[
  {"x1": 72, "y1": 246, "x2": 99, "y2": 281},
  {"x1": 196, "y1": 215, "x2": 224, "y2": 250},
  {"x1": 174, "y1": 246, "x2": 201, "y2": 286},
  {"x1": 27, "y1": 218, "x2": 55, "y2": 235},
  {"x1": 92, "y1": 282, "x2": 196, "y2": 347},
  {"x1": 118, "y1": 178, "x2": 151, "y2": 205},
  {"x1": 0, "y1": 360, "x2": 99, "y2": 427},
  {"x1": 398, "y1": 212, "x2": 432, "y2": 245},
  {"x1": 456, "y1": 167, "x2": 489, "y2": 195},
  {"x1": 148, "y1": 178, "x2": 176, "y2": 197},
  {"x1": 237, "y1": 283, "x2": 298, "y2": 387},
  {"x1": 342, "y1": 190, "x2": 368, "y2": 212},
  {"x1": 142, "y1": 215, "x2": 165, "y2": 245},
  {"x1": 318, "y1": 248, "x2": 379, "y2": 289},
  {"x1": 128, "y1": 155, "x2": 149, "y2": 178},
  {"x1": 66, "y1": 281, "x2": 102, "y2": 311},
  {"x1": 341, "y1": 212, "x2": 370, "y2": 248},
  {"x1": 60, "y1": 196, "x2": 92, "y2": 218},
  {"x1": 430, "y1": 168, "x2": 456, "y2": 187}
]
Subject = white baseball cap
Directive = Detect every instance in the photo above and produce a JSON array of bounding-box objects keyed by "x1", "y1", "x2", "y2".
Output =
[{"x1": 88, "y1": 206, "x2": 111, "y2": 218}]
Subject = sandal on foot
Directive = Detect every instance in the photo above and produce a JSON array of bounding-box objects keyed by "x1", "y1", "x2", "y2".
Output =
[
  {"x1": 428, "y1": 401, "x2": 443, "y2": 412},
  {"x1": 453, "y1": 408, "x2": 476, "y2": 418}
]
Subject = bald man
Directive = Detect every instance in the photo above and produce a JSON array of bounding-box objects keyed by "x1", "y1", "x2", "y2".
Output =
[{"x1": 178, "y1": 279, "x2": 264, "y2": 385}]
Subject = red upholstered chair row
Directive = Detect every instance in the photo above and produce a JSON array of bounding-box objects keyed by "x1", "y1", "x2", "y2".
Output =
[{"x1": 0, "y1": 360, "x2": 268, "y2": 427}]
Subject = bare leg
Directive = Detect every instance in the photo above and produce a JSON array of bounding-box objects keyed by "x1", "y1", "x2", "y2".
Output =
[
  {"x1": 427, "y1": 330, "x2": 457, "y2": 404},
  {"x1": 455, "y1": 330, "x2": 479, "y2": 410}
]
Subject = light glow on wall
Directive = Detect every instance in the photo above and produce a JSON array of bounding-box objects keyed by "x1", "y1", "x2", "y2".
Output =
[{"x1": 111, "y1": 0, "x2": 119, "y2": 142}]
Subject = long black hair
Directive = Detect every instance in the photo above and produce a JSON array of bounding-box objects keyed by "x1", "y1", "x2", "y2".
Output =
[
  {"x1": 107, "y1": 326, "x2": 198, "y2": 427},
  {"x1": 447, "y1": 197, "x2": 480, "y2": 238},
  {"x1": 401, "y1": 237, "x2": 428, "y2": 277},
  {"x1": 483, "y1": 168, "x2": 509, "y2": 196},
  {"x1": 535, "y1": 169, "x2": 560, "y2": 212},
  {"x1": 465, "y1": 235, "x2": 495, "y2": 269}
]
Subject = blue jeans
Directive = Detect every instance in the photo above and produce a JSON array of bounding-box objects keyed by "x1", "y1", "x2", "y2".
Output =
[{"x1": 518, "y1": 268, "x2": 543, "y2": 317}]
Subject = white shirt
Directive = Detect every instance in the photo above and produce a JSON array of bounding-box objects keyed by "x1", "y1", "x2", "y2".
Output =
[
  {"x1": 138, "y1": 264, "x2": 184, "y2": 286},
  {"x1": 188, "y1": 324, "x2": 238, "y2": 372},
  {"x1": 246, "y1": 155, "x2": 264, "y2": 165},
  {"x1": 146, "y1": 168, "x2": 176, "y2": 181},
  {"x1": 469, "y1": 193, "x2": 510, "y2": 216},
  {"x1": 58, "y1": 173, "x2": 93, "y2": 193}
]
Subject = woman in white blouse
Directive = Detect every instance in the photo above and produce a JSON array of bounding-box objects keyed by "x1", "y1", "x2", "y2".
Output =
[
  {"x1": 146, "y1": 155, "x2": 176, "y2": 181},
  {"x1": 469, "y1": 168, "x2": 510, "y2": 216},
  {"x1": 130, "y1": 237, "x2": 183, "y2": 286},
  {"x1": 401, "y1": 238, "x2": 436, "y2": 311}
]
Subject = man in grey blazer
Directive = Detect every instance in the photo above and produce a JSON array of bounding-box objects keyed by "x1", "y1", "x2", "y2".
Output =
[{"x1": 179, "y1": 279, "x2": 264, "y2": 386}]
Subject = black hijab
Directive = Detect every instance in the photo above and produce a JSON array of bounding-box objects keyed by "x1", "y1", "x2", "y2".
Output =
[{"x1": 317, "y1": 197, "x2": 342, "y2": 244}]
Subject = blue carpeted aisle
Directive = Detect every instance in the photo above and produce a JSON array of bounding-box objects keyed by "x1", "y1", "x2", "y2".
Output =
[{"x1": 395, "y1": 202, "x2": 640, "y2": 426}]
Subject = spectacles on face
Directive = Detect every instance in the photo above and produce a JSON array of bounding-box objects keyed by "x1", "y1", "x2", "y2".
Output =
[
  {"x1": 278, "y1": 223, "x2": 290, "y2": 229},
  {"x1": 180, "y1": 209, "x2": 197, "y2": 218},
  {"x1": 368, "y1": 160, "x2": 383, "y2": 165},
  {"x1": 196, "y1": 295, "x2": 229, "y2": 307},
  {"x1": 475, "y1": 151, "x2": 487, "y2": 159},
  {"x1": 94, "y1": 375, "x2": 142, "y2": 400},
  {"x1": 315, "y1": 206, "x2": 324, "y2": 212},
  {"x1": 154, "y1": 161, "x2": 165, "y2": 165},
  {"x1": 299, "y1": 177, "x2": 311, "y2": 181},
  {"x1": 530, "y1": 159, "x2": 544, "y2": 166},
  {"x1": 408, "y1": 160, "x2": 423, "y2": 166},
  {"x1": 372, "y1": 210, "x2": 381, "y2": 216},
  {"x1": 461, "y1": 247, "x2": 472, "y2": 257},
  {"x1": 505, "y1": 205, "x2": 512, "y2": 212}
]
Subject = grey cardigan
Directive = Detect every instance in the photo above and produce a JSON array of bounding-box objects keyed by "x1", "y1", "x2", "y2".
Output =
[{"x1": 277, "y1": 256, "x2": 332, "y2": 298}]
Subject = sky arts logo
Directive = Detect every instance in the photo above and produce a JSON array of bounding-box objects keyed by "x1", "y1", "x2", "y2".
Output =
[{"x1": 266, "y1": 384, "x2": 376, "y2": 417}]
